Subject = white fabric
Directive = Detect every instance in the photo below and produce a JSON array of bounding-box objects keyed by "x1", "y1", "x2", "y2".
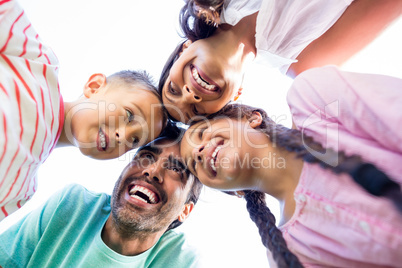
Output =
[
  {"x1": 220, "y1": 0, "x2": 262, "y2": 26},
  {"x1": 220, "y1": 0, "x2": 354, "y2": 74},
  {"x1": 255, "y1": 0, "x2": 353, "y2": 73}
]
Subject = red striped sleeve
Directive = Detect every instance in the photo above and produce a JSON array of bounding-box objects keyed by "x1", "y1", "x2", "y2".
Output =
[
  {"x1": 0, "y1": 155, "x2": 28, "y2": 204},
  {"x1": 0, "y1": 80, "x2": 22, "y2": 190},
  {"x1": 0, "y1": 82, "x2": 8, "y2": 96},
  {"x1": 35, "y1": 34, "x2": 42, "y2": 58},
  {"x1": 18, "y1": 23, "x2": 31, "y2": 57},
  {"x1": 0, "y1": 0, "x2": 13, "y2": 5},
  {"x1": 0, "y1": 111, "x2": 8, "y2": 164},
  {"x1": 1, "y1": 206, "x2": 8, "y2": 218},
  {"x1": 0, "y1": 10, "x2": 24, "y2": 53},
  {"x1": 42, "y1": 62, "x2": 55, "y2": 140}
]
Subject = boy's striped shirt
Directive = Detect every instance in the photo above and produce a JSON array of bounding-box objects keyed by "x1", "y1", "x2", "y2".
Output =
[{"x1": 0, "y1": 0, "x2": 64, "y2": 220}]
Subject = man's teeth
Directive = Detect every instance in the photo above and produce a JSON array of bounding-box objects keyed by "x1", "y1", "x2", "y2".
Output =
[
  {"x1": 129, "y1": 185, "x2": 158, "y2": 204},
  {"x1": 99, "y1": 131, "x2": 106, "y2": 149},
  {"x1": 210, "y1": 146, "x2": 222, "y2": 172},
  {"x1": 192, "y1": 68, "x2": 216, "y2": 90}
]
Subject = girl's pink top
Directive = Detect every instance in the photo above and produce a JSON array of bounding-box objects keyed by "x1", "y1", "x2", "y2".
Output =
[{"x1": 278, "y1": 66, "x2": 402, "y2": 267}]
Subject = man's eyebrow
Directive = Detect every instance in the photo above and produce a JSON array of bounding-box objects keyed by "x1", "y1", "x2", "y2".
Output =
[{"x1": 134, "y1": 145, "x2": 161, "y2": 158}]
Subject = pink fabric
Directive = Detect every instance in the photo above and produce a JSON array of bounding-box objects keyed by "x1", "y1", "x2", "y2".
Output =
[{"x1": 280, "y1": 66, "x2": 402, "y2": 267}]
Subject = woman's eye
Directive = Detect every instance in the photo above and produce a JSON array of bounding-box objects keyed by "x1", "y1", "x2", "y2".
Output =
[
  {"x1": 126, "y1": 109, "x2": 134, "y2": 122},
  {"x1": 168, "y1": 82, "x2": 178, "y2": 95}
]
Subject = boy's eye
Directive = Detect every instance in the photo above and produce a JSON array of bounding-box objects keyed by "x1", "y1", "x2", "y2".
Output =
[
  {"x1": 132, "y1": 137, "x2": 139, "y2": 147},
  {"x1": 126, "y1": 109, "x2": 134, "y2": 122}
]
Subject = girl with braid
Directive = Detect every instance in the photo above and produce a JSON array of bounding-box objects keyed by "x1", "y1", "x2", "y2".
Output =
[
  {"x1": 180, "y1": 66, "x2": 402, "y2": 267},
  {"x1": 158, "y1": 0, "x2": 402, "y2": 123}
]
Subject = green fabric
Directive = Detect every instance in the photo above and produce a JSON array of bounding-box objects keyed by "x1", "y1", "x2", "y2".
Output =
[{"x1": 0, "y1": 184, "x2": 201, "y2": 268}]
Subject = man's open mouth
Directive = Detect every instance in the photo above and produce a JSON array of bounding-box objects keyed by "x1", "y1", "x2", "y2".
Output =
[{"x1": 129, "y1": 185, "x2": 160, "y2": 204}]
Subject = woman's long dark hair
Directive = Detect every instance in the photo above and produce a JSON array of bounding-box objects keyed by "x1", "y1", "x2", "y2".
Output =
[
  {"x1": 203, "y1": 103, "x2": 402, "y2": 268},
  {"x1": 179, "y1": 0, "x2": 223, "y2": 41}
]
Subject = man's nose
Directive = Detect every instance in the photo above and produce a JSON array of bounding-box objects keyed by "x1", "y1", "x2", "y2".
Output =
[
  {"x1": 142, "y1": 163, "x2": 163, "y2": 184},
  {"x1": 183, "y1": 85, "x2": 202, "y2": 103}
]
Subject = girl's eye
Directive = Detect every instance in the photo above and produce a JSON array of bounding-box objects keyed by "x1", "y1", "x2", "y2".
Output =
[
  {"x1": 172, "y1": 167, "x2": 180, "y2": 173},
  {"x1": 199, "y1": 127, "x2": 206, "y2": 139},
  {"x1": 126, "y1": 109, "x2": 134, "y2": 122},
  {"x1": 193, "y1": 105, "x2": 199, "y2": 115}
]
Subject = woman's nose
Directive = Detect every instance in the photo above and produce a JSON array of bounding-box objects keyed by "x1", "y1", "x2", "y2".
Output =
[{"x1": 183, "y1": 85, "x2": 202, "y2": 103}]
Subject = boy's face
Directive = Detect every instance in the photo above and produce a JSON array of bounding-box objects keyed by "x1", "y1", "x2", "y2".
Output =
[{"x1": 68, "y1": 84, "x2": 164, "y2": 159}]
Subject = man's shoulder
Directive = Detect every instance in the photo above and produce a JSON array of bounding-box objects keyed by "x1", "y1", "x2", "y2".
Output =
[
  {"x1": 148, "y1": 230, "x2": 202, "y2": 267},
  {"x1": 55, "y1": 184, "x2": 111, "y2": 208}
]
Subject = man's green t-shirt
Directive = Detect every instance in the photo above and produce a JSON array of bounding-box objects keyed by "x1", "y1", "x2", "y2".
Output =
[{"x1": 0, "y1": 184, "x2": 201, "y2": 268}]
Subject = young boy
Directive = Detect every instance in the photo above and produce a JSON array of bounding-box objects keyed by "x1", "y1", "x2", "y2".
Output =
[{"x1": 0, "y1": 0, "x2": 166, "y2": 220}]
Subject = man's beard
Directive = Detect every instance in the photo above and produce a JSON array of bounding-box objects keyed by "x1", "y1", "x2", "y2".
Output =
[{"x1": 110, "y1": 177, "x2": 179, "y2": 237}]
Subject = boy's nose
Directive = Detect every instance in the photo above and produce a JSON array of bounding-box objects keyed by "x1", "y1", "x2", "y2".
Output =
[{"x1": 116, "y1": 124, "x2": 143, "y2": 148}]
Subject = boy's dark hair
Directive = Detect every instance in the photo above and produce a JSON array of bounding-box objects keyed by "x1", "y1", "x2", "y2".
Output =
[{"x1": 108, "y1": 69, "x2": 158, "y2": 97}]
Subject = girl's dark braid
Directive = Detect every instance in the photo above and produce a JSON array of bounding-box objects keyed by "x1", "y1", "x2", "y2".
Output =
[{"x1": 244, "y1": 190, "x2": 303, "y2": 268}]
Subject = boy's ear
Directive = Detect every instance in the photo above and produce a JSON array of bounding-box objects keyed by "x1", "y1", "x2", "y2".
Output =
[
  {"x1": 83, "y1": 73, "x2": 107, "y2": 98},
  {"x1": 179, "y1": 40, "x2": 193, "y2": 56},
  {"x1": 249, "y1": 111, "x2": 262, "y2": 129},
  {"x1": 177, "y1": 202, "x2": 194, "y2": 222}
]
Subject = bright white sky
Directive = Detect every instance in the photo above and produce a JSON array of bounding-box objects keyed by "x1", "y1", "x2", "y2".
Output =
[{"x1": 0, "y1": 1, "x2": 401, "y2": 267}]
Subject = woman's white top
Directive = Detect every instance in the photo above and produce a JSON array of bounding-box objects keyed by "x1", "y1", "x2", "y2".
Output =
[{"x1": 220, "y1": 0, "x2": 354, "y2": 73}]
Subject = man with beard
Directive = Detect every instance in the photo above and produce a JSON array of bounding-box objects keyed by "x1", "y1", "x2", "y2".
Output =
[{"x1": 0, "y1": 126, "x2": 203, "y2": 268}]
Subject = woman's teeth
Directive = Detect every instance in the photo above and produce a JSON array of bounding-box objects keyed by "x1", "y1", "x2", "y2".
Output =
[
  {"x1": 192, "y1": 68, "x2": 216, "y2": 91},
  {"x1": 210, "y1": 146, "x2": 222, "y2": 172}
]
